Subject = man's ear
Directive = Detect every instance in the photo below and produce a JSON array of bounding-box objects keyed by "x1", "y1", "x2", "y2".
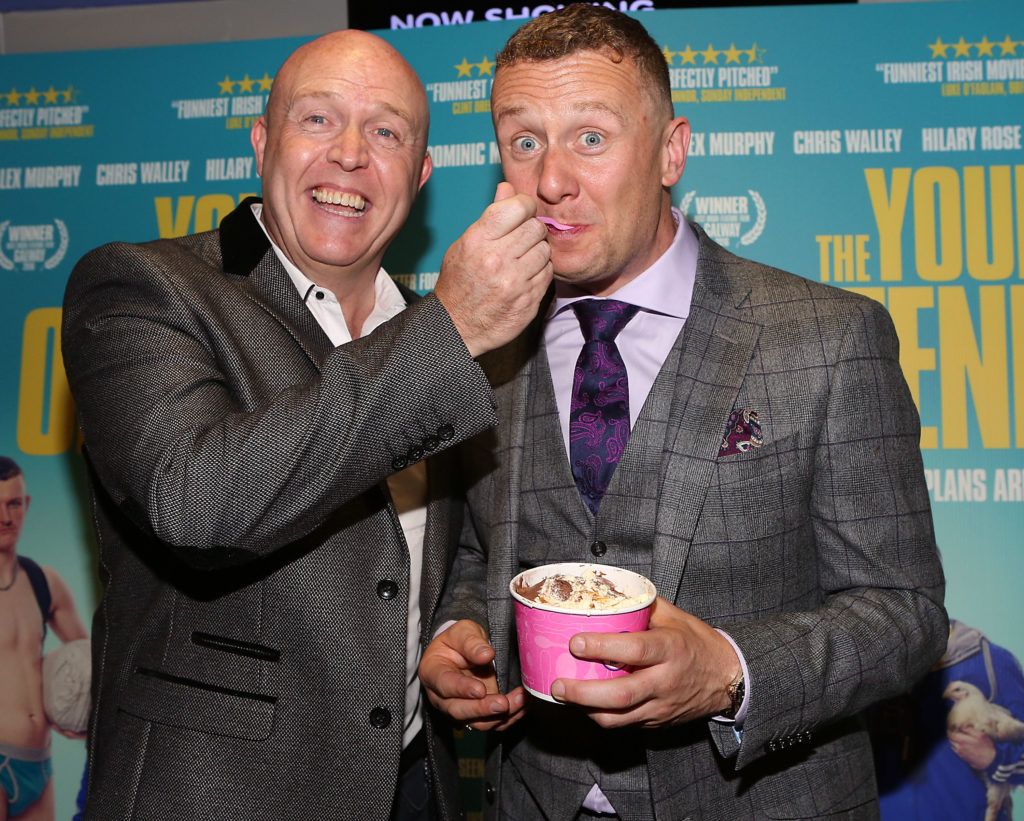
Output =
[
  {"x1": 662, "y1": 116, "x2": 691, "y2": 188},
  {"x1": 418, "y1": 151, "x2": 433, "y2": 191},
  {"x1": 251, "y1": 116, "x2": 268, "y2": 176}
]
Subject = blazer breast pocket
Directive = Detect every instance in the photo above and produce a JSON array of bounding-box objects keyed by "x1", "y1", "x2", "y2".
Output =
[
  {"x1": 698, "y1": 432, "x2": 809, "y2": 545},
  {"x1": 118, "y1": 666, "x2": 276, "y2": 741},
  {"x1": 715, "y1": 431, "x2": 802, "y2": 488}
]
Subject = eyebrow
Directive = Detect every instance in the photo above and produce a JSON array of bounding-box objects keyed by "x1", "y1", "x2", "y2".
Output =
[
  {"x1": 495, "y1": 100, "x2": 628, "y2": 128},
  {"x1": 289, "y1": 91, "x2": 417, "y2": 127}
]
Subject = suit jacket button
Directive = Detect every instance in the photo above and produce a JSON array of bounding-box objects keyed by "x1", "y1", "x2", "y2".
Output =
[
  {"x1": 424, "y1": 435, "x2": 440, "y2": 450},
  {"x1": 377, "y1": 580, "x2": 399, "y2": 600},
  {"x1": 408, "y1": 446, "x2": 425, "y2": 462},
  {"x1": 590, "y1": 540, "x2": 607, "y2": 557},
  {"x1": 391, "y1": 456, "x2": 408, "y2": 471},
  {"x1": 484, "y1": 782, "x2": 496, "y2": 804},
  {"x1": 438, "y1": 424, "x2": 455, "y2": 442},
  {"x1": 369, "y1": 707, "x2": 391, "y2": 729}
]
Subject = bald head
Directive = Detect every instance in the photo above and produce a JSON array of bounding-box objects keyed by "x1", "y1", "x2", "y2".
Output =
[{"x1": 266, "y1": 30, "x2": 429, "y2": 138}]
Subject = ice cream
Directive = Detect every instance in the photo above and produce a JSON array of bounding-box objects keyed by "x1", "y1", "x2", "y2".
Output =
[
  {"x1": 514, "y1": 568, "x2": 644, "y2": 612},
  {"x1": 509, "y1": 563, "x2": 657, "y2": 701}
]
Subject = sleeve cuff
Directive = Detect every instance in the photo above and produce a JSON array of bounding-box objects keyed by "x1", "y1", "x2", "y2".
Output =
[{"x1": 711, "y1": 628, "x2": 750, "y2": 726}]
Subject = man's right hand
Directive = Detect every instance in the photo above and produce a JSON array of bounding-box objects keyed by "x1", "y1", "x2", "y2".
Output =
[
  {"x1": 419, "y1": 619, "x2": 526, "y2": 731},
  {"x1": 434, "y1": 182, "x2": 553, "y2": 357}
]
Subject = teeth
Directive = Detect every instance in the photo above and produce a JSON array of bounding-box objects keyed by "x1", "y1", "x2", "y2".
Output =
[{"x1": 313, "y1": 188, "x2": 366, "y2": 211}]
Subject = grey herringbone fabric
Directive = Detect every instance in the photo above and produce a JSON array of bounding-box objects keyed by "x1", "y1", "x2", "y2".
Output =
[
  {"x1": 437, "y1": 224, "x2": 947, "y2": 821},
  {"x1": 61, "y1": 200, "x2": 496, "y2": 821}
]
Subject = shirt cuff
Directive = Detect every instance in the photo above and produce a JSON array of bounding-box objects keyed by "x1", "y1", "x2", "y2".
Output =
[
  {"x1": 433, "y1": 619, "x2": 457, "y2": 639},
  {"x1": 711, "y1": 628, "x2": 750, "y2": 727}
]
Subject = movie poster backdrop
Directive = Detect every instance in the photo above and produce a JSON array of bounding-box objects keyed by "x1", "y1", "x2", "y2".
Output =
[{"x1": 0, "y1": 0, "x2": 1020, "y2": 817}]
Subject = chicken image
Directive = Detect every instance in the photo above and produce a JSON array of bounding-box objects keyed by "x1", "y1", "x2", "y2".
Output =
[{"x1": 944, "y1": 680, "x2": 1024, "y2": 821}]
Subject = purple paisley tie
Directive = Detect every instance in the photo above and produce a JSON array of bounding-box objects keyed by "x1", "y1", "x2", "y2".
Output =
[{"x1": 569, "y1": 299, "x2": 640, "y2": 515}]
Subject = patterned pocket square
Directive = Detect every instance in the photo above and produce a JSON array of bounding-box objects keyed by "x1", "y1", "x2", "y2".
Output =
[{"x1": 719, "y1": 409, "x2": 764, "y2": 456}]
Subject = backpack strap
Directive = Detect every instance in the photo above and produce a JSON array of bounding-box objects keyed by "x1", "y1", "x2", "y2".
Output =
[{"x1": 17, "y1": 555, "x2": 52, "y2": 639}]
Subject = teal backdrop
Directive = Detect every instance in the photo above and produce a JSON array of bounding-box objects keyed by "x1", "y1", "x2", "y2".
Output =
[{"x1": 0, "y1": 1, "x2": 1021, "y2": 817}]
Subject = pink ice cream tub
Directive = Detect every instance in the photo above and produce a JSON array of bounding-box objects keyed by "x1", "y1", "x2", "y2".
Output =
[{"x1": 510, "y1": 562, "x2": 657, "y2": 703}]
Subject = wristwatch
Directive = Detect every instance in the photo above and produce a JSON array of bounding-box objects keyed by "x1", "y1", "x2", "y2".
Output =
[{"x1": 721, "y1": 671, "x2": 745, "y2": 720}]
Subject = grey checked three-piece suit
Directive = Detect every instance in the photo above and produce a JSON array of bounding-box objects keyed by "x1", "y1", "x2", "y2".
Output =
[
  {"x1": 436, "y1": 224, "x2": 948, "y2": 820},
  {"x1": 61, "y1": 200, "x2": 486, "y2": 820}
]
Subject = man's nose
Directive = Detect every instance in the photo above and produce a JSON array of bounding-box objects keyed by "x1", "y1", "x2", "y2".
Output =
[
  {"x1": 536, "y1": 147, "x2": 579, "y2": 205},
  {"x1": 327, "y1": 125, "x2": 370, "y2": 172}
]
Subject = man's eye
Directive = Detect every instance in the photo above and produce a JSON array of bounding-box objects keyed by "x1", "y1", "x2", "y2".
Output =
[
  {"x1": 581, "y1": 132, "x2": 603, "y2": 147},
  {"x1": 375, "y1": 127, "x2": 396, "y2": 139},
  {"x1": 306, "y1": 115, "x2": 327, "y2": 125},
  {"x1": 514, "y1": 136, "x2": 538, "y2": 152}
]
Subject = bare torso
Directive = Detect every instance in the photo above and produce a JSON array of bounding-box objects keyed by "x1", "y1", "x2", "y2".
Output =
[{"x1": 0, "y1": 569, "x2": 50, "y2": 751}]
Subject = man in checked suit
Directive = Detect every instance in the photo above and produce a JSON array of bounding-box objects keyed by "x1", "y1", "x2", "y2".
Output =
[
  {"x1": 420, "y1": 6, "x2": 948, "y2": 819},
  {"x1": 61, "y1": 30, "x2": 552, "y2": 821}
]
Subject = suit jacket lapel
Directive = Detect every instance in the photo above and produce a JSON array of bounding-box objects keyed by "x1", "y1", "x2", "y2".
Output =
[
  {"x1": 480, "y1": 314, "x2": 544, "y2": 687},
  {"x1": 650, "y1": 230, "x2": 763, "y2": 603},
  {"x1": 219, "y1": 197, "x2": 333, "y2": 368}
]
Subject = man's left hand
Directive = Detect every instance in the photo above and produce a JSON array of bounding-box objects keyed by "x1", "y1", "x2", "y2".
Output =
[
  {"x1": 949, "y1": 726, "x2": 997, "y2": 770},
  {"x1": 549, "y1": 597, "x2": 740, "y2": 729}
]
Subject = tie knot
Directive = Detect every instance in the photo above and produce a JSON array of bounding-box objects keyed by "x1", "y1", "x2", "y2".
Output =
[{"x1": 571, "y1": 299, "x2": 639, "y2": 343}]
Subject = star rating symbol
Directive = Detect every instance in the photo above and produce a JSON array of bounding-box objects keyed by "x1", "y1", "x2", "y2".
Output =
[
  {"x1": 975, "y1": 36, "x2": 995, "y2": 57},
  {"x1": 928, "y1": 37, "x2": 951, "y2": 58},
  {"x1": 218, "y1": 75, "x2": 237, "y2": 94},
  {"x1": 678, "y1": 44, "x2": 698, "y2": 65},
  {"x1": 257, "y1": 72, "x2": 274, "y2": 92},
  {"x1": 952, "y1": 36, "x2": 973, "y2": 57},
  {"x1": 745, "y1": 43, "x2": 766, "y2": 64},
  {"x1": 237, "y1": 74, "x2": 256, "y2": 93},
  {"x1": 454, "y1": 57, "x2": 473, "y2": 77},
  {"x1": 0, "y1": 82, "x2": 82, "y2": 107},
  {"x1": 662, "y1": 44, "x2": 676, "y2": 65},
  {"x1": 997, "y1": 34, "x2": 1018, "y2": 56},
  {"x1": 475, "y1": 55, "x2": 495, "y2": 76},
  {"x1": 723, "y1": 43, "x2": 743, "y2": 64},
  {"x1": 700, "y1": 43, "x2": 720, "y2": 64}
]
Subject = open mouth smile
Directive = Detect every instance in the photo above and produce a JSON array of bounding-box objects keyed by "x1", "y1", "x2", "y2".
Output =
[{"x1": 312, "y1": 187, "x2": 367, "y2": 216}]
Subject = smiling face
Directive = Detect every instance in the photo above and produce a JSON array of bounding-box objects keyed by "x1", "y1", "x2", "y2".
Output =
[
  {"x1": 251, "y1": 30, "x2": 432, "y2": 286},
  {"x1": 492, "y1": 50, "x2": 689, "y2": 295},
  {"x1": 0, "y1": 475, "x2": 29, "y2": 554}
]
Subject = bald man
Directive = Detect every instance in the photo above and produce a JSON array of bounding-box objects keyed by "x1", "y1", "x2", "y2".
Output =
[{"x1": 62, "y1": 30, "x2": 551, "y2": 821}]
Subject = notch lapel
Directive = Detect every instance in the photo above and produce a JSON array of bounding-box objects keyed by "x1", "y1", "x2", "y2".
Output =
[
  {"x1": 219, "y1": 197, "x2": 333, "y2": 368},
  {"x1": 480, "y1": 324, "x2": 541, "y2": 688},
  {"x1": 650, "y1": 237, "x2": 763, "y2": 604}
]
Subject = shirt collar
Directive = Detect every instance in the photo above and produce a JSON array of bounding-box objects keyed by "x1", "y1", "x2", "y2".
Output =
[
  {"x1": 250, "y1": 202, "x2": 407, "y2": 335},
  {"x1": 549, "y1": 207, "x2": 698, "y2": 321}
]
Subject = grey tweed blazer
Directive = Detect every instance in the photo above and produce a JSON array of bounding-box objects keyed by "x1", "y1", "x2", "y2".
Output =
[
  {"x1": 438, "y1": 225, "x2": 948, "y2": 820},
  {"x1": 61, "y1": 199, "x2": 494, "y2": 821}
]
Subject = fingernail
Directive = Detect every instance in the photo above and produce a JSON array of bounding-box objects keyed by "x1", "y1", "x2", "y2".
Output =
[
  {"x1": 491, "y1": 699, "x2": 505, "y2": 713},
  {"x1": 550, "y1": 681, "x2": 565, "y2": 702},
  {"x1": 569, "y1": 636, "x2": 585, "y2": 655}
]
